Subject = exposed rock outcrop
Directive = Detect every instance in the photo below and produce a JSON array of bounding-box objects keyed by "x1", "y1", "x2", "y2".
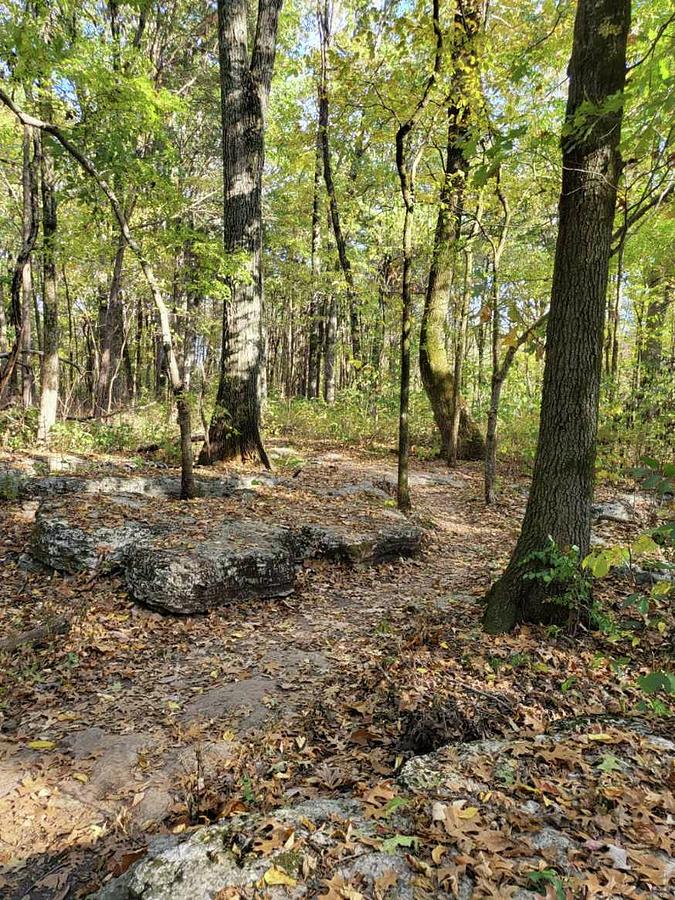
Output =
[
  {"x1": 28, "y1": 494, "x2": 423, "y2": 614},
  {"x1": 95, "y1": 798, "x2": 415, "y2": 900}
]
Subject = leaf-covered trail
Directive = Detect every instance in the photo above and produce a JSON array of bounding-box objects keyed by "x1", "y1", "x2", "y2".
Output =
[{"x1": 0, "y1": 444, "x2": 673, "y2": 898}]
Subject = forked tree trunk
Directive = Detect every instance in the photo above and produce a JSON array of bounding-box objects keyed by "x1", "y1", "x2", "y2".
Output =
[
  {"x1": 200, "y1": 0, "x2": 282, "y2": 466},
  {"x1": 419, "y1": 0, "x2": 484, "y2": 464},
  {"x1": 37, "y1": 118, "x2": 59, "y2": 443},
  {"x1": 483, "y1": 0, "x2": 631, "y2": 633}
]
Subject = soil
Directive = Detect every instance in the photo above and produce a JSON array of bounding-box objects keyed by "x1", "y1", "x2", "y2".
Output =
[{"x1": 0, "y1": 441, "x2": 672, "y2": 898}]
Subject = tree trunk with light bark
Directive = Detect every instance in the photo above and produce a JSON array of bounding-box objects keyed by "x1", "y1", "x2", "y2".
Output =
[{"x1": 200, "y1": 0, "x2": 282, "y2": 466}]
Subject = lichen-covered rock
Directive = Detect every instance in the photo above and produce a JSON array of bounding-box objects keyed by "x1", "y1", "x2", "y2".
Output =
[
  {"x1": 28, "y1": 490, "x2": 423, "y2": 613},
  {"x1": 125, "y1": 519, "x2": 300, "y2": 614},
  {"x1": 30, "y1": 495, "x2": 165, "y2": 573},
  {"x1": 10, "y1": 471, "x2": 276, "y2": 501},
  {"x1": 400, "y1": 723, "x2": 675, "y2": 888},
  {"x1": 300, "y1": 519, "x2": 422, "y2": 565},
  {"x1": 400, "y1": 738, "x2": 503, "y2": 794},
  {"x1": 591, "y1": 497, "x2": 635, "y2": 524},
  {"x1": 94, "y1": 798, "x2": 415, "y2": 900}
]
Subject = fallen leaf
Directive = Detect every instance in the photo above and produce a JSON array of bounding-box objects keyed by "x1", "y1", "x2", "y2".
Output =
[
  {"x1": 27, "y1": 739, "x2": 56, "y2": 751},
  {"x1": 263, "y1": 865, "x2": 297, "y2": 886}
]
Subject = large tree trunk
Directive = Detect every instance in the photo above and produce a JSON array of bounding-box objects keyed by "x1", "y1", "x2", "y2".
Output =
[
  {"x1": 483, "y1": 0, "x2": 630, "y2": 633},
  {"x1": 200, "y1": 0, "x2": 282, "y2": 466},
  {"x1": 419, "y1": 0, "x2": 484, "y2": 464},
  {"x1": 37, "y1": 118, "x2": 59, "y2": 443},
  {"x1": 395, "y1": 0, "x2": 443, "y2": 512}
]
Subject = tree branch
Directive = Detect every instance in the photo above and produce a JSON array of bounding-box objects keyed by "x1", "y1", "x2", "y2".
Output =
[{"x1": 0, "y1": 86, "x2": 183, "y2": 395}]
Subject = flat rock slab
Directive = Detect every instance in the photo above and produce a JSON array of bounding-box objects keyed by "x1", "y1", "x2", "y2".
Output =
[
  {"x1": 30, "y1": 495, "x2": 167, "y2": 573},
  {"x1": 591, "y1": 496, "x2": 636, "y2": 524},
  {"x1": 95, "y1": 798, "x2": 415, "y2": 900},
  {"x1": 58, "y1": 727, "x2": 235, "y2": 825},
  {"x1": 300, "y1": 519, "x2": 422, "y2": 565},
  {"x1": 2, "y1": 470, "x2": 276, "y2": 501},
  {"x1": 126, "y1": 519, "x2": 299, "y2": 614},
  {"x1": 29, "y1": 495, "x2": 422, "y2": 614}
]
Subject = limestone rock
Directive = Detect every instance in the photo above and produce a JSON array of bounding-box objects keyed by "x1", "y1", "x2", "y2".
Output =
[
  {"x1": 125, "y1": 519, "x2": 300, "y2": 614},
  {"x1": 400, "y1": 739, "x2": 502, "y2": 795},
  {"x1": 28, "y1": 488, "x2": 422, "y2": 613},
  {"x1": 30, "y1": 495, "x2": 165, "y2": 573},
  {"x1": 11, "y1": 471, "x2": 276, "y2": 501},
  {"x1": 94, "y1": 798, "x2": 414, "y2": 900},
  {"x1": 591, "y1": 497, "x2": 635, "y2": 524},
  {"x1": 300, "y1": 519, "x2": 422, "y2": 565}
]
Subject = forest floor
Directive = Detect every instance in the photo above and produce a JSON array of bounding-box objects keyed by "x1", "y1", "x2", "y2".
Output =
[{"x1": 0, "y1": 441, "x2": 673, "y2": 899}]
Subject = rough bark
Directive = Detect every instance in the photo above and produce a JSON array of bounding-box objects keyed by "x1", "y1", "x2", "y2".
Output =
[
  {"x1": 307, "y1": 126, "x2": 323, "y2": 399},
  {"x1": 95, "y1": 231, "x2": 127, "y2": 415},
  {"x1": 0, "y1": 126, "x2": 40, "y2": 405},
  {"x1": 396, "y1": 0, "x2": 443, "y2": 512},
  {"x1": 200, "y1": 0, "x2": 282, "y2": 467},
  {"x1": 317, "y1": 0, "x2": 361, "y2": 365},
  {"x1": 37, "y1": 116, "x2": 59, "y2": 443},
  {"x1": 323, "y1": 293, "x2": 337, "y2": 403},
  {"x1": 483, "y1": 0, "x2": 631, "y2": 633},
  {"x1": 419, "y1": 0, "x2": 484, "y2": 464}
]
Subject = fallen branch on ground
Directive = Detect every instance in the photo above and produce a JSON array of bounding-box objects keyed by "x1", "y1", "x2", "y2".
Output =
[{"x1": 0, "y1": 616, "x2": 71, "y2": 653}]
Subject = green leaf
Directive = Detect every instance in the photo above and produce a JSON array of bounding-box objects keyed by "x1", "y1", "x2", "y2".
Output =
[
  {"x1": 631, "y1": 533, "x2": 659, "y2": 555},
  {"x1": 637, "y1": 671, "x2": 675, "y2": 695},
  {"x1": 597, "y1": 753, "x2": 623, "y2": 773},
  {"x1": 381, "y1": 834, "x2": 418, "y2": 854}
]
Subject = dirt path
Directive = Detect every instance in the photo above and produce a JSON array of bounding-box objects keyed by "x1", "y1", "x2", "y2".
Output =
[{"x1": 1, "y1": 444, "x2": 672, "y2": 897}]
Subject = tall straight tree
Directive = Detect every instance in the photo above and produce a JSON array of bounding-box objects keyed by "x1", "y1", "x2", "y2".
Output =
[
  {"x1": 483, "y1": 0, "x2": 631, "y2": 633},
  {"x1": 395, "y1": 0, "x2": 443, "y2": 512},
  {"x1": 419, "y1": 0, "x2": 485, "y2": 465},
  {"x1": 317, "y1": 0, "x2": 361, "y2": 367},
  {"x1": 200, "y1": 0, "x2": 282, "y2": 466},
  {"x1": 37, "y1": 118, "x2": 59, "y2": 442}
]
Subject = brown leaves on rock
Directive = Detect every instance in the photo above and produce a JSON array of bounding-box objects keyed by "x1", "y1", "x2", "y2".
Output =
[{"x1": 0, "y1": 444, "x2": 673, "y2": 897}]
